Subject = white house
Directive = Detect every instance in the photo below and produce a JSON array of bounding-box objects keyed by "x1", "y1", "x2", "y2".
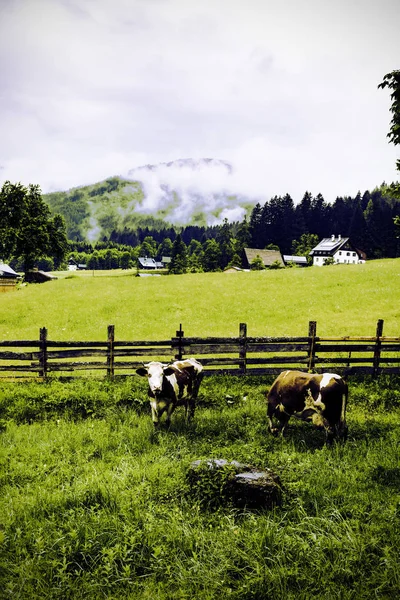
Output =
[
  {"x1": 68, "y1": 258, "x2": 87, "y2": 271},
  {"x1": 309, "y1": 235, "x2": 366, "y2": 266}
]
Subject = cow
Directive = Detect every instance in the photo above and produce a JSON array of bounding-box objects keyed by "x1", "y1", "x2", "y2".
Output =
[
  {"x1": 266, "y1": 370, "x2": 348, "y2": 444},
  {"x1": 136, "y1": 358, "x2": 204, "y2": 428}
]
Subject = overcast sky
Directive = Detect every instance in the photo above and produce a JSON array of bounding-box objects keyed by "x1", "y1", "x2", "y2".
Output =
[{"x1": 1, "y1": 0, "x2": 399, "y2": 207}]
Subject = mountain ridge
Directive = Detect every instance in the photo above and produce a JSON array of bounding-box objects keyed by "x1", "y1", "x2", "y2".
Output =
[{"x1": 44, "y1": 158, "x2": 256, "y2": 241}]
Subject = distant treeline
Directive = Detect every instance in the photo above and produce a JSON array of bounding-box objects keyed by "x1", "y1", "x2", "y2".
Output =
[
  {"x1": 61, "y1": 184, "x2": 400, "y2": 272},
  {"x1": 247, "y1": 186, "x2": 400, "y2": 258}
]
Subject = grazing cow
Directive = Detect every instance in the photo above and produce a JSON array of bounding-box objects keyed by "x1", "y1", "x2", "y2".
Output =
[
  {"x1": 136, "y1": 358, "x2": 203, "y2": 428},
  {"x1": 267, "y1": 370, "x2": 348, "y2": 444}
]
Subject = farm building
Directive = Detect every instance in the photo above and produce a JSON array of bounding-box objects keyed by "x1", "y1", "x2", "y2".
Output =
[
  {"x1": 309, "y1": 235, "x2": 366, "y2": 266},
  {"x1": 68, "y1": 259, "x2": 87, "y2": 271},
  {"x1": 138, "y1": 257, "x2": 157, "y2": 269},
  {"x1": 0, "y1": 263, "x2": 21, "y2": 291},
  {"x1": 283, "y1": 255, "x2": 308, "y2": 267},
  {"x1": 25, "y1": 270, "x2": 58, "y2": 283},
  {"x1": 224, "y1": 266, "x2": 250, "y2": 273},
  {"x1": 242, "y1": 248, "x2": 285, "y2": 269},
  {"x1": 138, "y1": 256, "x2": 170, "y2": 270}
]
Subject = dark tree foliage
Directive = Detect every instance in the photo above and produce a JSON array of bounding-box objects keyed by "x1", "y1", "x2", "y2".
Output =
[
  {"x1": 62, "y1": 184, "x2": 400, "y2": 271},
  {"x1": 0, "y1": 181, "x2": 69, "y2": 274},
  {"x1": 216, "y1": 218, "x2": 235, "y2": 269},
  {"x1": 379, "y1": 69, "x2": 400, "y2": 175},
  {"x1": 246, "y1": 187, "x2": 400, "y2": 259},
  {"x1": 249, "y1": 203, "x2": 264, "y2": 248},
  {"x1": 169, "y1": 234, "x2": 188, "y2": 274}
]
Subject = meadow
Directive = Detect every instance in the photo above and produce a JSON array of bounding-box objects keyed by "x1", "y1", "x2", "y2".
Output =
[
  {"x1": 1, "y1": 260, "x2": 400, "y2": 599},
  {"x1": 1, "y1": 258, "x2": 400, "y2": 341}
]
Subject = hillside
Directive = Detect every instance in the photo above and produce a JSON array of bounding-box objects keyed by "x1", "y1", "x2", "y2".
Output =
[{"x1": 44, "y1": 158, "x2": 255, "y2": 242}]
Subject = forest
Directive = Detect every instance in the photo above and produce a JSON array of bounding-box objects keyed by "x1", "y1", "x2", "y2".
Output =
[
  {"x1": 3, "y1": 178, "x2": 400, "y2": 275},
  {"x1": 60, "y1": 183, "x2": 400, "y2": 274}
]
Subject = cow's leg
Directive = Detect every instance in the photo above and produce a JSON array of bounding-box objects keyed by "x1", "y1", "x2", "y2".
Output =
[
  {"x1": 150, "y1": 400, "x2": 160, "y2": 429},
  {"x1": 267, "y1": 403, "x2": 290, "y2": 436},
  {"x1": 186, "y1": 397, "x2": 196, "y2": 422},
  {"x1": 192, "y1": 372, "x2": 204, "y2": 398},
  {"x1": 187, "y1": 373, "x2": 202, "y2": 422},
  {"x1": 325, "y1": 426, "x2": 336, "y2": 446},
  {"x1": 276, "y1": 412, "x2": 290, "y2": 436},
  {"x1": 165, "y1": 403, "x2": 176, "y2": 428}
]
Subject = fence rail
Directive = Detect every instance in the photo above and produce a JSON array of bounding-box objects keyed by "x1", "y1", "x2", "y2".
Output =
[{"x1": 1, "y1": 320, "x2": 399, "y2": 380}]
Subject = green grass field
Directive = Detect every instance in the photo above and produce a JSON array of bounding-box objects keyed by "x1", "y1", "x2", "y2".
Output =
[
  {"x1": 2, "y1": 258, "x2": 400, "y2": 341},
  {"x1": 1, "y1": 260, "x2": 400, "y2": 599}
]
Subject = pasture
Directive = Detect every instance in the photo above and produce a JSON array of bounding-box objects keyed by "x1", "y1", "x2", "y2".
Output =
[
  {"x1": 2, "y1": 258, "x2": 400, "y2": 340},
  {"x1": 1, "y1": 260, "x2": 400, "y2": 599}
]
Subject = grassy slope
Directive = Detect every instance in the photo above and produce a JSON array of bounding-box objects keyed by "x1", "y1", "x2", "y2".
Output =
[{"x1": 1, "y1": 258, "x2": 400, "y2": 341}]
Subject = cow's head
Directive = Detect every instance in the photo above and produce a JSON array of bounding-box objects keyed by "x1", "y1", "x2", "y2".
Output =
[{"x1": 136, "y1": 361, "x2": 175, "y2": 396}]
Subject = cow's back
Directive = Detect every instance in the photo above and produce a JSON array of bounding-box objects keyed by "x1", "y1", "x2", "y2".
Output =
[
  {"x1": 268, "y1": 370, "x2": 318, "y2": 411},
  {"x1": 267, "y1": 369, "x2": 348, "y2": 442}
]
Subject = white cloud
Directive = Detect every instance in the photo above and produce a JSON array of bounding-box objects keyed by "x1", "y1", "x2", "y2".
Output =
[{"x1": 0, "y1": 0, "x2": 399, "y2": 206}]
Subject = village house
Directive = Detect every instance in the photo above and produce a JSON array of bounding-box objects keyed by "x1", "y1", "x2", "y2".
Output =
[
  {"x1": 137, "y1": 257, "x2": 158, "y2": 269},
  {"x1": 68, "y1": 258, "x2": 87, "y2": 271},
  {"x1": 242, "y1": 248, "x2": 285, "y2": 269},
  {"x1": 309, "y1": 235, "x2": 366, "y2": 266},
  {"x1": 138, "y1": 256, "x2": 171, "y2": 270}
]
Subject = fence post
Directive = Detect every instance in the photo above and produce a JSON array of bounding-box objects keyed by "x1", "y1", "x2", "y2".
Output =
[
  {"x1": 107, "y1": 325, "x2": 115, "y2": 379},
  {"x1": 373, "y1": 319, "x2": 384, "y2": 377},
  {"x1": 239, "y1": 322, "x2": 247, "y2": 375},
  {"x1": 308, "y1": 321, "x2": 317, "y2": 372},
  {"x1": 174, "y1": 324, "x2": 184, "y2": 360},
  {"x1": 39, "y1": 327, "x2": 48, "y2": 379}
]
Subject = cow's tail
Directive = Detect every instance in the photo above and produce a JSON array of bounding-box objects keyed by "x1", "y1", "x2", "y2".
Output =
[{"x1": 339, "y1": 381, "x2": 348, "y2": 440}]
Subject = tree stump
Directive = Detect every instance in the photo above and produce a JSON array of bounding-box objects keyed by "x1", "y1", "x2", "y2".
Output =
[{"x1": 188, "y1": 459, "x2": 282, "y2": 509}]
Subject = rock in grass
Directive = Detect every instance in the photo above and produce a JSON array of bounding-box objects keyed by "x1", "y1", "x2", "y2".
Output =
[{"x1": 188, "y1": 459, "x2": 282, "y2": 509}]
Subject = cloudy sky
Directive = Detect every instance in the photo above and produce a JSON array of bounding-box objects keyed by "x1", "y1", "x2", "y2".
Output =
[{"x1": 0, "y1": 0, "x2": 399, "y2": 206}]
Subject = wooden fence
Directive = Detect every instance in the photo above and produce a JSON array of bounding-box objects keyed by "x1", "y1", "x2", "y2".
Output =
[{"x1": 1, "y1": 320, "x2": 400, "y2": 380}]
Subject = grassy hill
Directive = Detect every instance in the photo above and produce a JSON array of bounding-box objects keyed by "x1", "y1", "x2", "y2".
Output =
[
  {"x1": 3, "y1": 258, "x2": 400, "y2": 341},
  {"x1": 43, "y1": 160, "x2": 255, "y2": 242}
]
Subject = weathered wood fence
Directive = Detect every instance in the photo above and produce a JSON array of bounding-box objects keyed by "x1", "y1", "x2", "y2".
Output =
[{"x1": 1, "y1": 320, "x2": 399, "y2": 380}]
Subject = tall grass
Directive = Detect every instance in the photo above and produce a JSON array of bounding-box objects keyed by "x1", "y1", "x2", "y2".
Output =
[
  {"x1": 1, "y1": 259, "x2": 400, "y2": 340},
  {"x1": 1, "y1": 376, "x2": 400, "y2": 599}
]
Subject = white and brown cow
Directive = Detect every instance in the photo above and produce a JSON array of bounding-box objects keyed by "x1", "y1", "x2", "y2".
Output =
[
  {"x1": 267, "y1": 370, "x2": 348, "y2": 444},
  {"x1": 136, "y1": 358, "x2": 204, "y2": 428}
]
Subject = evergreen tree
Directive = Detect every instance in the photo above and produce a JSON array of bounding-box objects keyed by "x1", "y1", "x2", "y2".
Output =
[
  {"x1": 216, "y1": 218, "x2": 234, "y2": 269},
  {"x1": 310, "y1": 194, "x2": 330, "y2": 238},
  {"x1": 169, "y1": 234, "x2": 188, "y2": 274},
  {"x1": 157, "y1": 237, "x2": 173, "y2": 260},
  {"x1": 249, "y1": 203, "x2": 264, "y2": 247},
  {"x1": 202, "y1": 239, "x2": 222, "y2": 272},
  {"x1": 295, "y1": 191, "x2": 313, "y2": 234},
  {"x1": 236, "y1": 216, "x2": 251, "y2": 253},
  {"x1": 250, "y1": 255, "x2": 265, "y2": 270},
  {"x1": 291, "y1": 233, "x2": 319, "y2": 265}
]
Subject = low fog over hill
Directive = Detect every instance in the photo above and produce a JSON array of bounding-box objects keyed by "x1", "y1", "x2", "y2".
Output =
[
  {"x1": 44, "y1": 158, "x2": 258, "y2": 241},
  {"x1": 126, "y1": 158, "x2": 255, "y2": 226}
]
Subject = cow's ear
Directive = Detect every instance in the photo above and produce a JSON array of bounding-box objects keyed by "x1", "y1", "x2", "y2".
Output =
[
  {"x1": 136, "y1": 367, "x2": 148, "y2": 377},
  {"x1": 163, "y1": 367, "x2": 175, "y2": 376}
]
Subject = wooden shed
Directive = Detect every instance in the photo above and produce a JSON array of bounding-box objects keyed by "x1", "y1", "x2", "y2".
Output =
[
  {"x1": 0, "y1": 263, "x2": 20, "y2": 291},
  {"x1": 242, "y1": 248, "x2": 285, "y2": 269}
]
